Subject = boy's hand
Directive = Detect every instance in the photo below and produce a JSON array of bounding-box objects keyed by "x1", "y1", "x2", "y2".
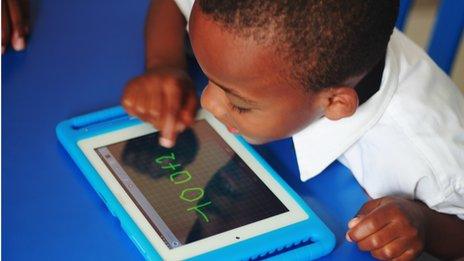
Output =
[
  {"x1": 2, "y1": 0, "x2": 29, "y2": 53},
  {"x1": 346, "y1": 196, "x2": 426, "y2": 260},
  {"x1": 122, "y1": 67, "x2": 198, "y2": 148}
]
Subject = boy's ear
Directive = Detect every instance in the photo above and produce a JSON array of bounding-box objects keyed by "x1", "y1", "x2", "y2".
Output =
[{"x1": 319, "y1": 86, "x2": 359, "y2": 120}]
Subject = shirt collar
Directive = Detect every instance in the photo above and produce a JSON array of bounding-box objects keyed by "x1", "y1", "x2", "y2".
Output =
[{"x1": 292, "y1": 38, "x2": 399, "y2": 181}]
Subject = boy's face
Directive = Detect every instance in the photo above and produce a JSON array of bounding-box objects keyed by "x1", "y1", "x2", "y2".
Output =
[{"x1": 189, "y1": 6, "x2": 327, "y2": 144}]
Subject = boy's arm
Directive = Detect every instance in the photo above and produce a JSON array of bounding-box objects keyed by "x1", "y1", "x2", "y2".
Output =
[
  {"x1": 122, "y1": 0, "x2": 197, "y2": 148},
  {"x1": 347, "y1": 197, "x2": 464, "y2": 260},
  {"x1": 145, "y1": 0, "x2": 187, "y2": 70},
  {"x1": 419, "y1": 201, "x2": 464, "y2": 259}
]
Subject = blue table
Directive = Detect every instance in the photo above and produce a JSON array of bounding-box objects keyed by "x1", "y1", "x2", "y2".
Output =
[{"x1": 2, "y1": 1, "x2": 372, "y2": 260}]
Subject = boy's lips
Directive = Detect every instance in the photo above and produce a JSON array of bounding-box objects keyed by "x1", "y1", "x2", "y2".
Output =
[{"x1": 226, "y1": 125, "x2": 239, "y2": 134}]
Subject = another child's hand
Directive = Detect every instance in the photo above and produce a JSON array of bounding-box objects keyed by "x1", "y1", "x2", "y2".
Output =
[
  {"x1": 346, "y1": 196, "x2": 426, "y2": 260},
  {"x1": 122, "y1": 67, "x2": 198, "y2": 148},
  {"x1": 2, "y1": 0, "x2": 29, "y2": 53}
]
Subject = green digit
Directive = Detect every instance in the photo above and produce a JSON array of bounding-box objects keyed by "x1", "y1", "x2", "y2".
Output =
[
  {"x1": 180, "y1": 187, "x2": 204, "y2": 202},
  {"x1": 155, "y1": 153, "x2": 175, "y2": 164},
  {"x1": 161, "y1": 162, "x2": 181, "y2": 171},
  {"x1": 170, "y1": 170, "x2": 192, "y2": 184},
  {"x1": 187, "y1": 201, "x2": 212, "y2": 222}
]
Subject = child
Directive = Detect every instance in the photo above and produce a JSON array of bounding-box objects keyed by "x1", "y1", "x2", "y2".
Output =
[{"x1": 122, "y1": 0, "x2": 464, "y2": 259}]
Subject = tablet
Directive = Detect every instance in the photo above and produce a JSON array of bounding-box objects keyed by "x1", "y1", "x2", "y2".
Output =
[{"x1": 57, "y1": 106, "x2": 335, "y2": 260}]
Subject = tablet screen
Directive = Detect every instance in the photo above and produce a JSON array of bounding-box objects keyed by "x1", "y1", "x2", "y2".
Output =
[{"x1": 95, "y1": 120, "x2": 288, "y2": 249}]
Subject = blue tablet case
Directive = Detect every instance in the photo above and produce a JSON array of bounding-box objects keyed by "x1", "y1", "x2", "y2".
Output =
[{"x1": 56, "y1": 106, "x2": 335, "y2": 260}]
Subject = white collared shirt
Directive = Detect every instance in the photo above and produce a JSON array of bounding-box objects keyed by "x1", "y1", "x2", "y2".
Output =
[
  {"x1": 172, "y1": 0, "x2": 464, "y2": 219},
  {"x1": 293, "y1": 30, "x2": 464, "y2": 219}
]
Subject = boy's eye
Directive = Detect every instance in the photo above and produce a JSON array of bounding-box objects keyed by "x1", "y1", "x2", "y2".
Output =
[{"x1": 230, "y1": 103, "x2": 251, "y2": 114}]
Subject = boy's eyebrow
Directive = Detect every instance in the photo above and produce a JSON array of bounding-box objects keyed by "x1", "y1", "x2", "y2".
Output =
[{"x1": 209, "y1": 79, "x2": 257, "y2": 105}]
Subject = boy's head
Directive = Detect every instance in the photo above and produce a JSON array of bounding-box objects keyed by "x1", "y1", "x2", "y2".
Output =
[{"x1": 189, "y1": 0, "x2": 398, "y2": 144}]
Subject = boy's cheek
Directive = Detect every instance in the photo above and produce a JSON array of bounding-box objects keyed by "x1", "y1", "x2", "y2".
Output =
[{"x1": 231, "y1": 104, "x2": 316, "y2": 142}]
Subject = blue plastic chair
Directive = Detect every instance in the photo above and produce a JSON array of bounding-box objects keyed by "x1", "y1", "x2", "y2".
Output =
[{"x1": 396, "y1": 0, "x2": 464, "y2": 74}]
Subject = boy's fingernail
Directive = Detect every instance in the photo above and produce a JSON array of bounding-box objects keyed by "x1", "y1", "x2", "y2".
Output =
[
  {"x1": 159, "y1": 137, "x2": 174, "y2": 148},
  {"x1": 345, "y1": 233, "x2": 353, "y2": 242},
  {"x1": 12, "y1": 35, "x2": 25, "y2": 51},
  {"x1": 348, "y1": 217, "x2": 360, "y2": 228}
]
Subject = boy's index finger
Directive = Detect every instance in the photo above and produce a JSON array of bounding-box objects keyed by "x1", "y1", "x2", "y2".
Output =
[
  {"x1": 159, "y1": 79, "x2": 184, "y2": 148},
  {"x1": 160, "y1": 114, "x2": 176, "y2": 148},
  {"x1": 347, "y1": 204, "x2": 393, "y2": 242}
]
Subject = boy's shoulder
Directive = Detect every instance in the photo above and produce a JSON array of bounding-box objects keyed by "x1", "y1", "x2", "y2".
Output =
[
  {"x1": 378, "y1": 29, "x2": 463, "y2": 195},
  {"x1": 385, "y1": 29, "x2": 463, "y2": 173}
]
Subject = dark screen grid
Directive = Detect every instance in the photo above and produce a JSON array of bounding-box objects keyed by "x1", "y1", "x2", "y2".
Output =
[{"x1": 99, "y1": 120, "x2": 288, "y2": 247}]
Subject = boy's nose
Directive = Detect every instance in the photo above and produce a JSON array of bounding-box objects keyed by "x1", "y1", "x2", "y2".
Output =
[{"x1": 200, "y1": 84, "x2": 228, "y2": 119}]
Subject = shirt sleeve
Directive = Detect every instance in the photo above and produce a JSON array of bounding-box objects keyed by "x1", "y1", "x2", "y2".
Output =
[{"x1": 416, "y1": 175, "x2": 464, "y2": 220}]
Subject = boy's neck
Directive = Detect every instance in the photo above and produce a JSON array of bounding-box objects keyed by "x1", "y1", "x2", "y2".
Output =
[{"x1": 354, "y1": 55, "x2": 386, "y2": 105}]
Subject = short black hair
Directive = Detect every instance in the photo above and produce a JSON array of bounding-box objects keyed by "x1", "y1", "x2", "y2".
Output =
[{"x1": 197, "y1": 0, "x2": 399, "y2": 91}]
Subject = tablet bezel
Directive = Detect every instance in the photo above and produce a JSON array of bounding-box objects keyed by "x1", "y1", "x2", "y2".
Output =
[{"x1": 78, "y1": 110, "x2": 308, "y2": 260}]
